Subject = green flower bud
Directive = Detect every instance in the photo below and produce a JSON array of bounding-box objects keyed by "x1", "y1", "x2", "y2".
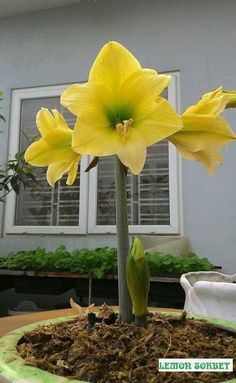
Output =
[
  {"x1": 223, "y1": 90, "x2": 236, "y2": 108},
  {"x1": 126, "y1": 237, "x2": 150, "y2": 325}
]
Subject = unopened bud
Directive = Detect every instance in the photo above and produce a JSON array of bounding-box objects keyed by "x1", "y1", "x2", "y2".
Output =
[
  {"x1": 223, "y1": 90, "x2": 236, "y2": 108},
  {"x1": 126, "y1": 237, "x2": 150, "y2": 325}
]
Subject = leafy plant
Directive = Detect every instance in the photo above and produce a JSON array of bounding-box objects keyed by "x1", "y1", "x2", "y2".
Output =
[
  {"x1": 0, "y1": 91, "x2": 36, "y2": 202},
  {"x1": 0, "y1": 246, "x2": 214, "y2": 277},
  {"x1": 0, "y1": 152, "x2": 36, "y2": 202},
  {"x1": 146, "y1": 251, "x2": 214, "y2": 274}
]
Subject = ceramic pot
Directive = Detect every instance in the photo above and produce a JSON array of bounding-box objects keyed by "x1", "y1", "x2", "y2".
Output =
[
  {"x1": 0, "y1": 313, "x2": 236, "y2": 383},
  {"x1": 180, "y1": 271, "x2": 236, "y2": 322}
]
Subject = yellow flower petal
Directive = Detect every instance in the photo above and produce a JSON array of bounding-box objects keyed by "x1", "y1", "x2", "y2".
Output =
[
  {"x1": 195, "y1": 151, "x2": 222, "y2": 175},
  {"x1": 73, "y1": 117, "x2": 147, "y2": 174},
  {"x1": 184, "y1": 88, "x2": 228, "y2": 115},
  {"x1": 47, "y1": 162, "x2": 71, "y2": 187},
  {"x1": 61, "y1": 82, "x2": 111, "y2": 118},
  {"x1": 61, "y1": 83, "x2": 88, "y2": 116},
  {"x1": 169, "y1": 87, "x2": 236, "y2": 174},
  {"x1": 174, "y1": 114, "x2": 236, "y2": 152},
  {"x1": 89, "y1": 41, "x2": 141, "y2": 93},
  {"x1": 116, "y1": 130, "x2": 147, "y2": 174},
  {"x1": 44, "y1": 127, "x2": 72, "y2": 149},
  {"x1": 169, "y1": 139, "x2": 222, "y2": 175},
  {"x1": 66, "y1": 157, "x2": 81, "y2": 185},
  {"x1": 52, "y1": 109, "x2": 72, "y2": 132},
  {"x1": 36, "y1": 108, "x2": 56, "y2": 136},
  {"x1": 135, "y1": 98, "x2": 183, "y2": 146},
  {"x1": 119, "y1": 69, "x2": 171, "y2": 119},
  {"x1": 46, "y1": 156, "x2": 81, "y2": 187},
  {"x1": 25, "y1": 109, "x2": 81, "y2": 186},
  {"x1": 72, "y1": 117, "x2": 118, "y2": 156},
  {"x1": 25, "y1": 139, "x2": 52, "y2": 166},
  {"x1": 26, "y1": 126, "x2": 76, "y2": 166}
]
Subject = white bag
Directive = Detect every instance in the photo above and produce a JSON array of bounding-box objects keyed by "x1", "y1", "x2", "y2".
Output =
[{"x1": 180, "y1": 271, "x2": 236, "y2": 322}]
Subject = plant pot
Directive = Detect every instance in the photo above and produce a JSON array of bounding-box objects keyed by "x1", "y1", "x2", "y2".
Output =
[
  {"x1": 0, "y1": 313, "x2": 236, "y2": 383},
  {"x1": 180, "y1": 271, "x2": 236, "y2": 321}
]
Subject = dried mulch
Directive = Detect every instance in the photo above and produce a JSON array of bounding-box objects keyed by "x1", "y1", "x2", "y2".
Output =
[{"x1": 16, "y1": 308, "x2": 236, "y2": 383}]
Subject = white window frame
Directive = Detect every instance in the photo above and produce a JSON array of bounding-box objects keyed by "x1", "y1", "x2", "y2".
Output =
[
  {"x1": 88, "y1": 71, "x2": 182, "y2": 234},
  {"x1": 4, "y1": 72, "x2": 182, "y2": 236},
  {"x1": 4, "y1": 85, "x2": 89, "y2": 235}
]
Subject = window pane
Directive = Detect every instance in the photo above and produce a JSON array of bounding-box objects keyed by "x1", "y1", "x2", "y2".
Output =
[
  {"x1": 15, "y1": 97, "x2": 80, "y2": 226},
  {"x1": 97, "y1": 140, "x2": 170, "y2": 226},
  {"x1": 97, "y1": 157, "x2": 116, "y2": 225}
]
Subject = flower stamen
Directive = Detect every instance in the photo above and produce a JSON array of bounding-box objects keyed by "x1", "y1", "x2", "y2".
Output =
[{"x1": 116, "y1": 118, "x2": 134, "y2": 137}]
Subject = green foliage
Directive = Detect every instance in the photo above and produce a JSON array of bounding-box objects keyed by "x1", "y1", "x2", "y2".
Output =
[
  {"x1": 0, "y1": 246, "x2": 117, "y2": 278},
  {"x1": 0, "y1": 152, "x2": 36, "y2": 202},
  {"x1": 0, "y1": 246, "x2": 214, "y2": 277},
  {"x1": 0, "y1": 90, "x2": 36, "y2": 202},
  {"x1": 146, "y1": 251, "x2": 214, "y2": 274}
]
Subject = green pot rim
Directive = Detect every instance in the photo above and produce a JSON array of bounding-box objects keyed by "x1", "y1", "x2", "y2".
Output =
[{"x1": 0, "y1": 312, "x2": 235, "y2": 383}]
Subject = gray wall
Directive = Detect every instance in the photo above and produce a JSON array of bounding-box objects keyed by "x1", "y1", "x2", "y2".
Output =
[{"x1": 0, "y1": 0, "x2": 236, "y2": 273}]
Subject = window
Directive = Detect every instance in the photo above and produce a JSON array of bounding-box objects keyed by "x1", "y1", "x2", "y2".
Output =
[
  {"x1": 5, "y1": 85, "x2": 89, "y2": 235},
  {"x1": 5, "y1": 73, "x2": 181, "y2": 235}
]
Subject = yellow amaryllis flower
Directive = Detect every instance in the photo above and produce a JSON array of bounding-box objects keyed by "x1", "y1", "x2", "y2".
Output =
[
  {"x1": 168, "y1": 88, "x2": 236, "y2": 175},
  {"x1": 61, "y1": 41, "x2": 182, "y2": 174},
  {"x1": 24, "y1": 108, "x2": 81, "y2": 187}
]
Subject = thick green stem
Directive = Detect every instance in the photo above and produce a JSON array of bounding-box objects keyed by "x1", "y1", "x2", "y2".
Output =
[{"x1": 114, "y1": 156, "x2": 132, "y2": 322}]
